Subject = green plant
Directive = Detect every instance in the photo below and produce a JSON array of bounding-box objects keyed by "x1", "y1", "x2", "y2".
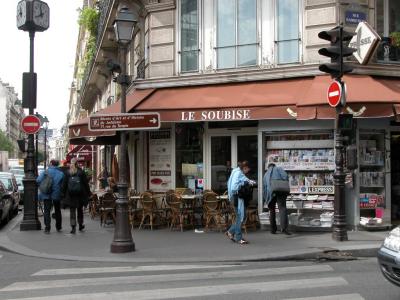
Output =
[
  {"x1": 0, "y1": 130, "x2": 14, "y2": 154},
  {"x1": 390, "y1": 32, "x2": 400, "y2": 47},
  {"x1": 78, "y1": 7, "x2": 99, "y2": 37}
]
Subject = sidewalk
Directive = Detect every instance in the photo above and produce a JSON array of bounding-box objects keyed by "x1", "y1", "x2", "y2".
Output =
[{"x1": 0, "y1": 210, "x2": 387, "y2": 263}]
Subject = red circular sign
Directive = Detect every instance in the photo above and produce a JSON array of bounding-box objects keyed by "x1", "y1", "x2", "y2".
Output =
[
  {"x1": 21, "y1": 115, "x2": 41, "y2": 134},
  {"x1": 327, "y1": 81, "x2": 342, "y2": 107}
]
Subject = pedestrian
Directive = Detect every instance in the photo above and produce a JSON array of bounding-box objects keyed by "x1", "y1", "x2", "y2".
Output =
[
  {"x1": 97, "y1": 166, "x2": 109, "y2": 190},
  {"x1": 62, "y1": 158, "x2": 91, "y2": 234},
  {"x1": 263, "y1": 162, "x2": 291, "y2": 235},
  {"x1": 106, "y1": 176, "x2": 118, "y2": 193},
  {"x1": 225, "y1": 160, "x2": 256, "y2": 245},
  {"x1": 36, "y1": 159, "x2": 65, "y2": 234}
]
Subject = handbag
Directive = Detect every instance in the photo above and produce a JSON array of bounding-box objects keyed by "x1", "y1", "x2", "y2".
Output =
[{"x1": 269, "y1": 166, "x2": 290, "y2": 194}]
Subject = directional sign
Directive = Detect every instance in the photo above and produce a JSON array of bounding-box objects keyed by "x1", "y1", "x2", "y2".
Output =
[
  {"x1": 89, "y1": 112, "x2": 161, "y2": 131},
  {"x1": 327, "y1": 81, "x2": 343, "y2": 108},
  {"x1": 21, "y1": 115, "x2": 41, "y2": 134},
  {"x1": 349, "y1": 21, "x2": 381, "y2": 65}
]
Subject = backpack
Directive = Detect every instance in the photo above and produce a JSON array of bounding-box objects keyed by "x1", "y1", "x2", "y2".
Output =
[
  {"x1": 68, "y1": 173, "x2": 82, "y2": 196},
  {"x1": 39, "y1": 171, "x2": 53, "y2": 195}
]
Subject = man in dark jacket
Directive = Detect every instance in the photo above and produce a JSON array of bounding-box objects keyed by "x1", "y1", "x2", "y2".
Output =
[{"x1": 37, "y1": 159, "x2": 64, "y2": 234}]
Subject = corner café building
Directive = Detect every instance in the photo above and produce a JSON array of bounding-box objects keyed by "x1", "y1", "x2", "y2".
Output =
[{"x1": 69, "y1": 74, "x2": 400, "y2": 231}]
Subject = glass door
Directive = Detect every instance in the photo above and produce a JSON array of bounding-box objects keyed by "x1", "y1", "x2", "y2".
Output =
[
  {"x1": 237, "y1": 135, "x2": 258, "y2": 181},
  {"x1": 210, "y1": 136, "x2": 231, "y2": 194}
]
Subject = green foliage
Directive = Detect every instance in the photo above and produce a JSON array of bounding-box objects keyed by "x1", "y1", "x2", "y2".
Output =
[
  {"x1": 0, "y1": 130, "x2": 14, "y2": 154},
  {"x1": 390, "y1": 32, "x2": 400, "y2": 48},
  {"x1": 78, "y1": 7, "x2": 99, "y2": 37}
]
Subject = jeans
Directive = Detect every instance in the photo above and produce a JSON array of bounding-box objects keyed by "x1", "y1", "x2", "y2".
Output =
[
  {"x1": 43, "y1": 199, "x2": 62, "y2": 231},
  {"x1": 228, "y1": 198, "x2": 245, "y2": 242},
  {"x1": 268, "y1": 193, "x2": 288, "y2": 232},
  {"x1": 70, "y1": 206, "x2": 84, "y2": 227}
]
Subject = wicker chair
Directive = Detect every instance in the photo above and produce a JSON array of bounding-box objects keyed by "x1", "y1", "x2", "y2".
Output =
[
  {"x1": 138, "y1": 192, "x2": 162, "y2": 230},
  {"x1": 99, "y1": 192, "x2": 116, "y2": 226},
  {"x1": 203, "y1": 192, "x2": 224, "y2": 232},
  {"x1": 168, "y1": 192, "x2": 194, "y2": 231},
  {"x1": 175, "y1": 188, "x2": 192, "y2": 195},
  {"x1": 89, "y1": 193, "x2": 100, "y2": 219}
]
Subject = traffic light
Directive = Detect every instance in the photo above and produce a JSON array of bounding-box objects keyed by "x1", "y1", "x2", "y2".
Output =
[{"x1": 318, "y1": 25, "x2": 356, "y2": 80}]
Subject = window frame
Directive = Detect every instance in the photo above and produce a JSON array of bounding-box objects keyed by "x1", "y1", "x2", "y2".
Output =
[
  {"x1": 177, "y1": 0, "x2": 202, "y2": 74},
  {"x1": 274, "y1": 0, "x2": 302, "y2": 65},
  {"x1": 215, "y1": 0, "x2": 260, "y2": 70}
]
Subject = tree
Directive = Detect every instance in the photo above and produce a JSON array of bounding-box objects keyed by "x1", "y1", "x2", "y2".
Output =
[{"x1": 0, "y1": 130, "x2": 14, "y2": 154}]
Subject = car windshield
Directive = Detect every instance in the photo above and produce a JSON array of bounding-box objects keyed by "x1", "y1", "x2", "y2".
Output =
[{"x1": 0, "y1": 177, "x2": 13, "y2": 191}]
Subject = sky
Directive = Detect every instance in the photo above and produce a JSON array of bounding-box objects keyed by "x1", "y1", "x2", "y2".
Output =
[{"x1": 0, "y1": 0, "x2": 82, "y2": 130}]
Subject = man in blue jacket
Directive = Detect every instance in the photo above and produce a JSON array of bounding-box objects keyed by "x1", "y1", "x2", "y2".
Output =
[{"x1": 37, "y1": 159, "x2": 65, "y2": 234}]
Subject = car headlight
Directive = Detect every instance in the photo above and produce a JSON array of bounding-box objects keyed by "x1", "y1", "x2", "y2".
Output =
[{"x1": 384, "y1": 227, "x2": 400, "y2": 252}]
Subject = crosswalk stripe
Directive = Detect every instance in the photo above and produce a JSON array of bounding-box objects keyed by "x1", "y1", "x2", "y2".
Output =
[
  {"x1": 283, "y1": 294, "x2": 365, "y2": 300},
  {"x1": 1, "y1": 265, "x2": 334, "y2": 292},
  {"x1": 32, "y1": 264, "x2": 239, "y2": 276},
  {"x1": 0, "y1": 277, "x2": 348, "y2": 300}
]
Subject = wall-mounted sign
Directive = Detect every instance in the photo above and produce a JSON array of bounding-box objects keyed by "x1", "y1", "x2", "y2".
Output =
[
  {"x1": 345, "y1": 11, "x2": 366, "y2": 25},
  {"x1": 149, "y1": 130, "x2": 172, "y2": 191},
  {"x1": 89, "y1": 112, "x2": 160, "y2": 131},
  {"x1": 349, "y1": 21, "x2": 381, "y2": 65},
  {"x1": 181, "y1": 109, "x2": 251, "y2": 121}
]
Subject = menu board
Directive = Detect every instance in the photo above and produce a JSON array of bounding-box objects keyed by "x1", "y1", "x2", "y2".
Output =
[{"x1": 149, "y1": 130, "x2": 172, "y2": 191}]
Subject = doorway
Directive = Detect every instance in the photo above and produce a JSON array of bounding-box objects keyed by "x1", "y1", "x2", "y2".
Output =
[
  {"x1": 208, "y1": 131, "x2": 258, "y2": 194},
  {"x1": 391, "y1": 133, "x2": 400, "y2": 224}
]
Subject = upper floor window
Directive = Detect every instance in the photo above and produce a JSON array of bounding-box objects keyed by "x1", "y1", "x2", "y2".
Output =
[
  {"x1": 216, "y1": 0, "x2": 257, "y2": 69},
  {"x1": 276, "y1": 0, "x2": 300, "y2": 64},
  {"x1": 376, "y1": 0, "x2": 400, "y2": 63},
  {"x1": 181, "y1": 0, "x2": 199, "y2": 72}
]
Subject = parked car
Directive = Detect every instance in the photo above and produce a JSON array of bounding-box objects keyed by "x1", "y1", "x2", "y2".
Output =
[
  {"x1": 0, "y1": 180, "x2": 13, "y2": 225},
  {"x1": 9, "y1": 166, "x2": 24, "y2": 177},
  {"x1": 377, "y1": 226, "x2": 400, "y2": 287},
  {"x1": 0, "y1": 172, "x2": 20, "y2": 215},
  {"x1": 14, "y1": 175, "x2": 24, "y2": 204}
]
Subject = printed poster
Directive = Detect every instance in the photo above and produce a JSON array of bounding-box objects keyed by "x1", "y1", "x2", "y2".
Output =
[{"x1": 149, "y1": 130, "x2": 172, "y2": 191}]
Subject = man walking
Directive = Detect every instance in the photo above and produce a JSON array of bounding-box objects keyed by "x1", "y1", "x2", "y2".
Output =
[
  {"x1": 263, "y1": 162, "x2": 291, "y2": 235},
  {"x1": 37, "y1": 159, "x2": 65, "y2": 234}
]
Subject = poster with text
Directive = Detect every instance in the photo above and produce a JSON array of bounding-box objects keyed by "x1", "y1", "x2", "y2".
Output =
[{"x1": 149, "y1": 130, "x2": 172, "y2": 191}]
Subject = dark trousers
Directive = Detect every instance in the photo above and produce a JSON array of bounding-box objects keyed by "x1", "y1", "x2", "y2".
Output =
[
  {"x1": 268, "y1": 193, "x2": 288, "y2": 232},
  {"x1": 43, "y1": 199, "x2": 62, "y2": 231},
  {"x1": 70, "y1": 206, "x2": 84, "y2": 227}
]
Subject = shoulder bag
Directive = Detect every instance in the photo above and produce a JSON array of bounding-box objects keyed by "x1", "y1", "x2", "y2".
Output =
[{"x1": 269, "y1": 166, "x2": 290, "y2": 194}]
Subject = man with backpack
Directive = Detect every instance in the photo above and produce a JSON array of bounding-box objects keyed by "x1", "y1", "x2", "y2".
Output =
[{"x1": 37, "y1": 159, "x2": 65, "y2": 234}]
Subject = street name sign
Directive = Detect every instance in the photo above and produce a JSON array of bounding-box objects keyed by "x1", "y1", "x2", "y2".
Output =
[
  {"x1": 349, "y1": 21, "x2": 381, "y2": 65},
  {"x1": 21, "y1": 115, "x2": 41, "y2": 134},
  {"x1": 89, "y1": 113, "x2": 161, "y2": 131},
  {"x1": 327, "y1": 81, "x2": 343, "y2": 108}
]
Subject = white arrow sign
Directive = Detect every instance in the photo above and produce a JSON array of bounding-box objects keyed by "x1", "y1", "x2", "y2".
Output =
[
  {"x1": 149, "y1": 118, "x2": 157, "y2": 124},
  {"x1": 349, "y1": 21, "x2": 381, "y2": 65}
]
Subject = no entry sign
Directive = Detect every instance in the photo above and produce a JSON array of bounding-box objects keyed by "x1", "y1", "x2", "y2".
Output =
[
  {"x1": 21, "y1": 115, "x2": 41, "y2": 134},
  {"x1": 327, "y1": 81, "x2": 343, "y2": 107}
]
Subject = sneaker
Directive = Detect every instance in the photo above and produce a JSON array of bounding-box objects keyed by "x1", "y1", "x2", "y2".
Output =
[
  {"x1": 282, "y1": 230, "x2": 292, "y2": 235},
  {"x1": 70, "y1": 227, "x2": 76, "y2": 234},
  {"x1": 237, "y1": 239, "x2": 249, "y2": 245},
  {"x1": 44, "y1": 229, "x2": 50, "y2": 234},
  {"x1": 79, "y1": 224, "x2": 85, "y2": 232},
  {"x1": 225, "y1": 231, "x2": 235, "y2": 242}
]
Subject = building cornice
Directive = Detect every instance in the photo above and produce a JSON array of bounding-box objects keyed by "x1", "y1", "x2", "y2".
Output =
[{"x1": 145, "y1": 0, "x2": 175, "y2": 12}]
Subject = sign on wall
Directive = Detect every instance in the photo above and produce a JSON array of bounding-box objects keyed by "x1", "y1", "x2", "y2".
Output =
[
  {"x1": 149, "y1": 130, "x2": 172, "y2": 191},
  {"x1": 349, "y1": 21, "x2": 381, "y2": 65}
]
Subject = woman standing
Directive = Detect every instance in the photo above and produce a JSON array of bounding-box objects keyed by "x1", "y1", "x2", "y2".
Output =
[
  {"x1": 62, "y1": 158, "x2": 91, "y2": 234},
  {"x1": 225, "y1": 161, "x2": 256, "y2": 244}
]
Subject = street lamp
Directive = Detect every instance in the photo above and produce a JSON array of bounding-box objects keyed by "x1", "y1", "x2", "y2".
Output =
[
  {"x1": 110, "y1": 6, "x2": 137, "y2": 253},
  {"x1": 17, "y1": 0, "x2": 50, "y2": 231}
]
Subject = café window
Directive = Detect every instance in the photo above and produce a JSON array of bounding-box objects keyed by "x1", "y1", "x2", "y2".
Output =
[
  {"x1": 180, "y1": 0, "x2": 199, "y2": 72},
  {"x1": 175, "y1": 123, "x2": 204, "y2": 190},
  {"x1": 376, "y1": 0, "x2": 400, "y2": 63},
  {"x1": 216, "y1": 0, "x2": 258, "y2": 69},
  {"x1": 276, "y1": 0, "x2": 300, "y2": 64}
]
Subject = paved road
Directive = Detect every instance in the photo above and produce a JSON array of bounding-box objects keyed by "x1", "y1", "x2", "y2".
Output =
[{"x1": 0, "y1": 250, "x2": 398, "y2": 300}]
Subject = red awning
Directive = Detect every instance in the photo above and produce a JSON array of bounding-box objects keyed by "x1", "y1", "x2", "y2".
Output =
[{"x1": 66, "y1": 145, "x2": 93, "y2": 162}]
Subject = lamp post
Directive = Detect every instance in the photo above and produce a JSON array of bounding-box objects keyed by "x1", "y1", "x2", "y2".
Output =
[
  {"x1": 42, "y1": 116, "x2": 49, "y2": 169},
  {"x1": 17, "y1": 0, "x2": 49, "y2": 231},
  {"x1": 110, "y1": 6, "x2": 136, "y2": 253}
]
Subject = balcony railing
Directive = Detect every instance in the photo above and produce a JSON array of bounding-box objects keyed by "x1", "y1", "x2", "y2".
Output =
[
  {"x1": 376, "y1": 37, "x2": 400, "y2": 64},
  {"x1": 136, "y1": 59, "x2": 145, "y2": 79}
]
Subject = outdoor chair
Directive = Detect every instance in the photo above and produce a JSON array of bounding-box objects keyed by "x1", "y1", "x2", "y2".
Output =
[
  {"x1": 99, "y1": 192, "x2": 116, "y2": 226},
  {"x1": 175, "y1": 188, "x2": 192, "y2": 195},
  {"x1": 89, "y1": 193, "x2": 100, "y2": 219},
  {"x1": 138, "y1": 192, "x2": 163, "y2": 230},
  {"x1": 168, "y1": 192, "x2": 194, "y2": 231},
  {"x1": 242, "y1": 205, "x2": 260, "y2": 233},
  {"x1": 203, "y1": 192, "x2": 224, "y2": 232}
]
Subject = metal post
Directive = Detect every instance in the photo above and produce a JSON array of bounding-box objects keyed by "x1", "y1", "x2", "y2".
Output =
[
  {"x1": 44, "y1": 128, "x2": 47, "y2": 169},
  {"x1": 332, "y1": 81, "x2": 348, "y2": 241},
  {"x1": 20, "y1": 31, "x2": 41, "y2": 231},
  {"x1": 110, "y1": 44, "x2": 135, "y2": 253},
  {"x1": 35, "y1": 132, "x2": 38, "y2": 176}
]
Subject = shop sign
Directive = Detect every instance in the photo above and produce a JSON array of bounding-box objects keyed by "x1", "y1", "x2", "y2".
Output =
[
  {"x1": 349, "y1": 21, "x2": 381, "y2": 65},
  {"x1": 291, "y1": 186, "x2": 334, "y2": 194},
  {"x1": 181, "y1": 109, "x2": 251, "y2": 121},
  {"x1": 149, "y1": 130, "x2": 172, "y2": 191},
  {"x1": 345, "y1": 11, "x2": 366, "y2": 25}
]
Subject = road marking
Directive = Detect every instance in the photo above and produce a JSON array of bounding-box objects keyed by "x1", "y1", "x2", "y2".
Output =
[
  {"x1": 4, "y1": 265, "x2": 334, "y2": 292},
  {"x1": 32, "y1": 264, "x2": 239, "y2": 276},
  {"x1": 283, "y1": 294, "x2": 365, "y2": 300},
  {"x1": 0, "y1": 277, "x2": 348, "y2": 300}
]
